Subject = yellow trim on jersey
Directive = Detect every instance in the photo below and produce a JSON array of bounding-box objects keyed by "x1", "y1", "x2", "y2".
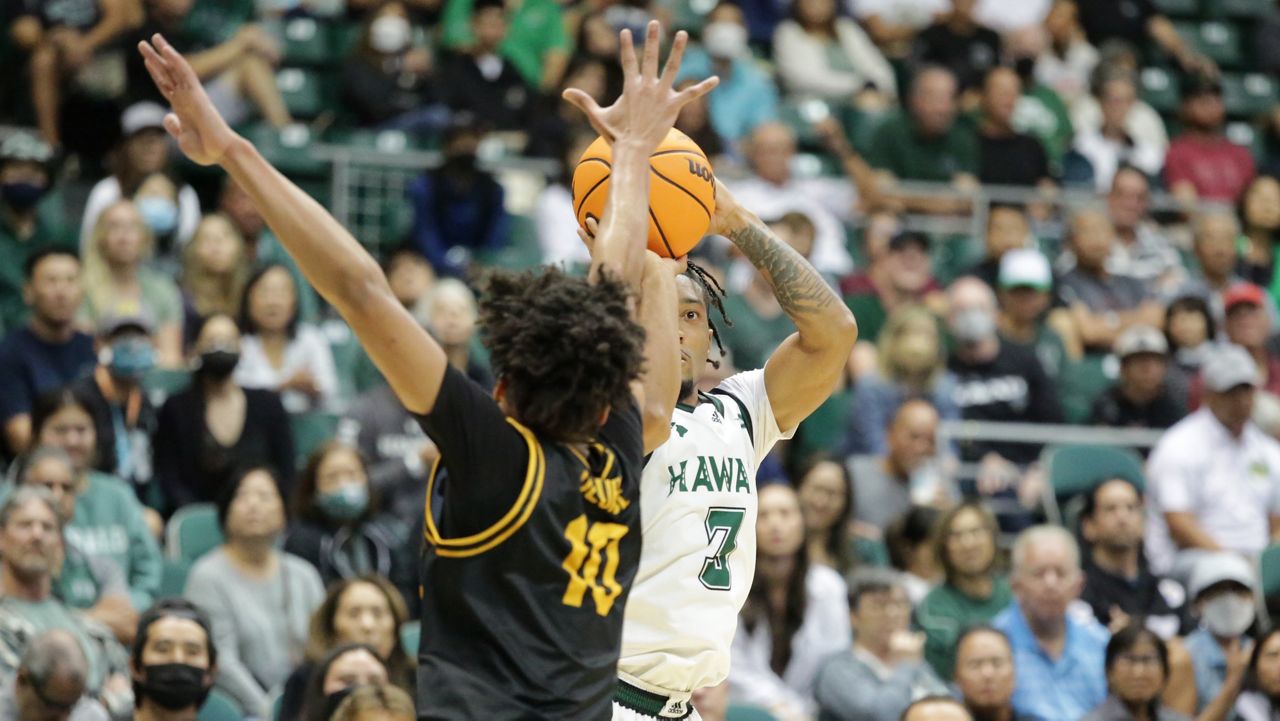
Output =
[{"x1": 422, "y1": 417, "x2": 546, "y2": 557}]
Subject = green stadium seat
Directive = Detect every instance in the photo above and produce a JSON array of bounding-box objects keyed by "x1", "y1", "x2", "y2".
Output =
[
  {"x1": 1227, "y1": 121, "x2": 1267, "y2": 160},
  {"x1": 1040, "y1": 444, "x2": 1146, "y2": 525},
  {"x1": 1209, "y1": 0, "x2": 1270, "y2": 18},
  {"x1": 1176, "y1": 20, "x2": 1244, "y2": 67},
  {"x1": 165, "y1": 504, "x2": 223, "y2": 564},
  {"x1": 242, "y1": 123, "x2": 329, "y2": 178},
  {"x1": 158, "y1": 559, "x2": 190, "y2": 597},
  {"x1": 727, "y1": 705, "x2": 780, "y2": 721},
  {"x1": 197, "y1": 690, "x2": 244, "y2": 721},
  {"x1": 331, "y1": 21, "x2": 363, "y2": 58},
  {"x1": 273, "y1": 17, "x2": 332, "y2": 66},
  {"x1": 1154, "y1": 0, "x2": 1199, "y2": 17},
  {"x1": 291, "y1": 411, "x2": 340, "y2": 465},
  {"x1": 400, "y1": 620, "x2": 421, "y2": 654},
  {"x1": 1140, "y1": 67, "x2": 1181, "y2": 114},
  {"x1": 275, "y1": 67, "x2": 332, "y2": 120},
  {"x1": 475, "y1": 214, "x2": 544, "y2": 270},
  {"x1": 1222, "y1": 73, "x2": 1277, "y2": 118},
  {"x1": 1262, "y1": 544, "x2": 1280, "y2": 598},
  {"x1": 331, "y1": 128, "x2": 422, "y2": 154},
  {"x1": 1057, "y1": 353, "x2": 1116, "y2": 424},
  {"x1": 142, "y1": 368, "x2": 193, "y2": 407}
]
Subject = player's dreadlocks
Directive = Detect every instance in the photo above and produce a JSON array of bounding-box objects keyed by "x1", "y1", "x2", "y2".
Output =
[
  {"x1": 478, "y1": 266, "x2": 645, "y2": 442},
  {"x1": 684, "y1": 260, "x2": 731, "y2": 369}
]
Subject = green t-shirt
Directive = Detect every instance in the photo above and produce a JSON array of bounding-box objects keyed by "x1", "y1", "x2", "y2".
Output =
[
  {"x1": 0, "y1": 201, "x2": 74, "y2": 335},
  {"x1": 843, "y1": 292, "x2": 887, "y2": 344},
  {"x1": 916, "y1": 576, "x2": 1013, "y2": 680},
  {"x1": 0, "y1": 596, "x2": 124, "y2": 690},
  {"x1": 441, "y1": 0, "x2": 568, "y2": 88},
  {"x1": 866, "y1": 110, "x2": 980, "y2": 182},
  {"x1": 1013, "y1": 84, "x2": 1074, "y2": 174},
  {"x1": 66, "y1": 472, "x2": 162, "y2": 610}
]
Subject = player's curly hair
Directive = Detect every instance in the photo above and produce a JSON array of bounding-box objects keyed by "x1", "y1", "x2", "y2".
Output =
[{"x1": 479, "y1": 267, "x2": 645, "y2": 442}]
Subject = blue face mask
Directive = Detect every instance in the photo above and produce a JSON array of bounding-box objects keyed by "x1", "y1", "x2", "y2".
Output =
[
  {"x1": 316, "y1": 484, "x2": 369, "y2": 523},
  {"x1": 108, "y1": 338, "x2": 155, "y2": 380},
  {"x1": 136, "y1": 196, "x2": 178, "y2": 236}
]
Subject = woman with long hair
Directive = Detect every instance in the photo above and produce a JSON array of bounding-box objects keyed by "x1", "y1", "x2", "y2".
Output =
[
  {"x1": 794, "y1": 453, "x2": 888, "y2": 576},
  {"x1": 772, "y1": 0, "x2": 896, "y2": 106},
  {"x1": 181, "y1": 213, "x2": 250, "y2": 350},
  {"x1": 298, "y1": 644, "x2": 393, "y2": 721},
  {"x1": 1239, "y1": 175, "x2": 1280, "y2": 302},
  {"x1": 1237, "y1": 627, "x2": 1280, "y2": 721},
  {"x1": 1084, "y1": 624, "x2": 1192, "y2": 721}
]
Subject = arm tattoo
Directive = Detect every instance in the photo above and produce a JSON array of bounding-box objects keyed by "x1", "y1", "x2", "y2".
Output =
[{"x1": 726, "y1": 220, "x2": 838, "y2": 318}]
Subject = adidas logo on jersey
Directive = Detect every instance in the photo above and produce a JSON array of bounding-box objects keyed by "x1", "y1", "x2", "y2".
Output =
[{"x1": 665, "y1": 455, "x2": 752, "y2": 496}]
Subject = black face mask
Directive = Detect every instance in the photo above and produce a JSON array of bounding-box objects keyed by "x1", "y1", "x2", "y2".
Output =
[
  {"x1": 197, "y1": 349, "x2": 239, "y2": 379},
  {"x1": 321, "y1": 687, "x2": 356, "y2": 720},
  {"x1": 135, "y1": 663, "x2": 211, "y2": 711},
  {"x1": 1013, "y1": 56, "x2": 1036, "y2": 85},
  {"x1": 0, "y1": 181, "x2": 46, "y2": 212}
]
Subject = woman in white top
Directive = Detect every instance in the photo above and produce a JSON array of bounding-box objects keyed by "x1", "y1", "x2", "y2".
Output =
[
  {"x1": 773, "y1": 0, "x2": 897, "y2": 107},
  {"x1": 1035, "y1": 0, "x2": 1099, "y2": 108},
  {"x1": 730, "y1": 483, "x2": 852, "y2": 720},
  {"x1": 1070, "y1": 45, "x2": 1169, "y2": 161},
  {"x1": 234, "y1": 263, "x2": 339, "y2": 413}
]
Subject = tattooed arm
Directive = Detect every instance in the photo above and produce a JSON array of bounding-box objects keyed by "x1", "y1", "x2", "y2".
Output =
[{"x1": 712, "y1": 181, "x2": 858, "y2": 431}]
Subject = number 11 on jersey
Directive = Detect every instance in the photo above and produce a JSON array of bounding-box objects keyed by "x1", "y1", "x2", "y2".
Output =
[{"x1": 699, "y1": 507, "x2": 745, "y2": 591}]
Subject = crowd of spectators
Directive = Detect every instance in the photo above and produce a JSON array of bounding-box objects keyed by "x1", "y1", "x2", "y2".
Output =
[{"x1": 11, "y1": 0, "x2": 1280, "y2": 719}]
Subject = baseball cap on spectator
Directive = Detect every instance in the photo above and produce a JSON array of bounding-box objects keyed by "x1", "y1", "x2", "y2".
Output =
[
  {"x1": 1188, "y1": 551, "x2": 1256, "y2": 600},
  {"x1": 121, "y1": 102, "x2": 168, "y2": 137},
  {"x1": 0, "y1": 132, "x2": 54, "y2": 165},
  {"x1": 1202, "y1": 343, "x2": 1262, "y2": 392},
  {"x1": 998, "y1": 248, "x2": 1052, "y2": 291},
  {"x1": 1224, "y1": 282, "x2": 1265, "y2": 314},
  {"x1": 1114, "y1": 325, "x2": 1167, "y2": 359},
  {"x1": 1181, "y1": 72, "x2": 1223, "y2": 100},
  {"x1": 888, "y1": 231, "x2": 930, "y2": 253},
  {"x1": 97, "y1": 313, "x2": 154, "y2": 340}
]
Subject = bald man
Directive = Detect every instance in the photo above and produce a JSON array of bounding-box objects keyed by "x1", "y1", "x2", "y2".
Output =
[
  {"x1": 902, "y1": 696, "x2": 975, "y2": 721},
  {"x1": 850, "y1": 399, "x2": 959, "y2": 530},
  {"x1": 2, "y1": 629, "x2": 108, "y2": 721}
]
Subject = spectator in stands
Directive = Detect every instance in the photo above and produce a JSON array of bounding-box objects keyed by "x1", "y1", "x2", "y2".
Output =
[
  {"x1": 1164, "y1": 296, "x2": 1214, "y2": 380},
  {"x1": 436, "y1": 0, "x2": 533, "y2": 130},
  {"x1": 730, "y1": 483, "x2": 851, "y2": 720},
  {"x1": 234, "y1": 264, "x2": 339, "y2": 413},
  {"x1": 129, "y1": 599, "x2": 220, "y2": 721},
  {"x1": 975, "y1": 67, "x2": 1052, "y2": 188},
  {"x1": 842, "y1": 232, "x2": 944, "y2": 344},
  {"x1": 0, "y1": 629, "x2": 109, "y2": 721},
  {"x1": 79, "y1": 104, "x2": 200, "y2": 255},
  {"x1": 525, "y1": 58, "x2": 605, "y2": 161},
  {"x1": 1058, "y1": 208, "x2": 1165, "y2": 353},
  {"x1": 815, "y1": 568, "x2": 948, "y2": 721},
  {"x1": 66, "y1": 315, "x2": 158, "y2": 496},
  {"x1": 0, "y1": 249, "x2": 95, "y2": 457},
  {"x1": 180, "y1": 214, "x2": 249, "y2": 350},
  {"x1": 996, "y1": 248, "x2": 1079, "y2": 381},
  {"x1": 440, "y1": 0, "x2": 567, "y2": 92},
  {"x1": 1220, "y1": 283, "x2": 1280, "y2": 399},
  {"x1": 1183, "y1": 553, "x2": 1257, "y2": 715},
  {"x1": 283, "y1": 442, "x2": 415, "y2": 602},
  {"x1": 917, "y1": 502, "x2": 1012, "y2": 680},
  {"x1": 532, "y1": 129, "x2": 593, "y2": 269},
  {"x1": 31, "y1": 387, "x2": 162, "y2": 610},
  {"x1": 0, "y1": 133, "x2": 72, "y2": 336},
  {"x1": 953, "y1": 626, "x2": 1018, "y2": 721},
  {"x1": 1034, "y1": 0, "x2": 1099, "y2": 109},
  {"x1": 866, "y1": 66, "x2": 981, "y2": 213},
  {"x1": 847, "y1": 306, "x2": 958, "y2": 455},
  {"x1": 1080, "y1": 478, "x2": 1189, "y2": 639},
  {"x1": 730, "y1": 122, "x2": 856, "y2": 277},
  {"x1": 1166, "y1": 75, "x2": 1256, "y2": 205},
  {"x1": 1236, "y1": 627, "x2": 1280, "y2": 721},
  {"x1": 993, "y1": 526, "x2": 1109, "y2": 721},
  {"x1": 1084, "y1": 625, "x2": 1190, "y2": 721},
  {"x1": 1144, "y1": 343, "x2": 1280, "y2": 578},
  {"x1": 947, "y1": 277, "x2": 1062, "y2": 466},
  {"x1": 185, "y1": 466, "x2": 325, "y2": 717},
  {"x1": 0, "y1": 487, "x2": 129, "y2": 698},
  {"x1": 1106, "y1": 166, "x2": 1183, "y2": 294},
  {"x1": 385, "y1": 247, "x2": 435, "y2": 313},
  {"x1": 1176, "y1": 211, "x2": 1247, "y2": 324},
  {"x1": 80, "y1": 201, "x2": 182, "y2": 367},
  {"x1": 967, "y1": 204, "x2": 1035, "y2": 291},
  {"x1": 154, "y1": 314, "x2": 294, "y2": 511},
  {"x1": 913, "y1": 0, "x2": 1001, "y2": 95},
  {"x1": 1007, "y1": 32, "x2": 1076, "y2": 177},
  {"x1": 884, "y1": 506, "x2": 942, "y2": 605},
  {"x1": 337, "y1": 391, "x2": 432, "y2": 524},
  {"x1": 796, "y1": 454, "x2": 889, "y2": 576},
  {"x1": 675, "y1": 3, "x2": 780, "y2": 143},
  {"x1": 407, "y1": 118, "x2": 510, "y2": 278},
  {"x1": 672, "y1": 78, "x2": 728, "y2": 163},
  {"x1": 9, "y1": 0, "x2": 138, "y2": 148},
  {"x1": 126, "y1": 0, "x2": 292, "y2": 130},
  {"x1": 298, "y1": 644, "x2": 391, "y2": 721},
  {"x1": 850, "y1": 400, "x2": 958, "y2": 531},
  {"x1": 341, "y1": 2, "x2": 439, "y2": 131},
  {"x1": 904, "y1": 697, "x2": 975, "y2": 721},
  {"x1": 772, "y1": 0, "x2": 897, "y2": 107},
  {"x1": 851, "y1": 0, "x2": 948, "y2": 58},
  {"x1": 1241, "y1": 176, "x2": 1280, "y2": 300},
  {"x1": 1072, "y1": 0, "x2": 1216, "y2": 76},
  {"x1": 329, "y1": 684, "x2": 414, "y2": 721},
  {"x1": 280, "y1": 576, "x2": 415, "y2": 721},
  {"x1": 419, "y1": 278, "x2": 490, "y2": 386},
  {"x1": 1073, "y1": 68, "x2": 1165, "y2": 191},
  {"x1": 1089, "y1": 325, "x2": 1185, "y2": 429}
]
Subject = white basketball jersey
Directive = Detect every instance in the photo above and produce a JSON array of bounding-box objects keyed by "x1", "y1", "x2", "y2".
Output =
[{"x1": 618, "y1": 370, "x2": 794, "y2": 694}]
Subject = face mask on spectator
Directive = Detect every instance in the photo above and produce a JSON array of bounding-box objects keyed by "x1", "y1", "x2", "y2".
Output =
[
  {"x1": 105, "y1": 338, "x2": 155, "y2": 380},
  {"x1": 135, "y1": 663, "x2": 212, "y2": 710},
  {"x1": 702, "y1": 22, "x2": 746, "y2": 60},
  {"x1": 137, "y1": 196, "x2": 178, "y2": 236},
  {"x1": 317, "y1": 484, "x2": 370, "y2": 523},
  {"x1": 0, "y1": 181, "x2": 46, "y2": 212},
  {"x1": 370, "y1": 15, "x2": 411, "y2": 54},
  {"x1": 197, "y1": 349, "x2": 239, "y2": 379},
  {"x1": 950, "y1": 308, "x2": 996, "y2": 344},
  {"x1": 1202, "y1": 594, "x2": 1255, "y2": 638}
]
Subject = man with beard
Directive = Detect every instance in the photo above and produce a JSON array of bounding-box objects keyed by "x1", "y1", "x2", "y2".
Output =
[{"x1": 129, "y1": 599, "x2": 219, "y2": 721}]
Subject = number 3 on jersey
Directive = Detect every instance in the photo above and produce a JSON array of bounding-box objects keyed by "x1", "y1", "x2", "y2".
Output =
[{"x1": 699, "y1": 507, "x2": 745, "y2": 590}]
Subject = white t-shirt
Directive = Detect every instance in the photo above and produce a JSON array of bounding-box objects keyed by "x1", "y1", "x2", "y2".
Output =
[
  {"x1": 1145, "y1": 408, "x2": 1280, "y2": 574},
  {"x1": 533, "y1": 183, "x2": 590, "y2": 268},
  {"x1": 618, "y1": 370, "x2": 795, "y2": 694},
  {"x1": 728, "y1": 176, "x2": 855, "y2": 276},
  {"x1": 850, "y1": 0, "x2": 948, "y2": 28},
  {"x1": 234, "y1": 324, "x2": 340, "y2": 413},
  {"x1": 974, "y1": 0, "x2": 1050, "y2": 33}
]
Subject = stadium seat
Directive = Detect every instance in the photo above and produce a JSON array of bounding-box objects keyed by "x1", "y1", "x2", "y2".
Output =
[
  {"x1": 197, "y1": 690, "x2": 244, "y2": 721},
  {"x1": 1057, "y1": 353, "x2": 1117, "y2": 424},
  {"x1": 275, "y1": 67, "x2": 333, "y2": 120},
  {"x1": 400, "y1": 620, "x2": 421, "y2": 654},
  {"x1": 1262, "y1": 544, "x2": 1280, "y2": 598},
  {"x1": 291, "y1": 411, "x2": 341, "y2": 465},
  {"x1": 1222, "y1": 73, "x2": 1277, "y2": 118},
  {"x1": 158, "y1": 559, "x2": 190, "y2": 597},
  {"x1": 142, "y1": 368, "x2": 193, "y2": 408},
  {"x1": 1140, "y1": 67, "x2": 1181, "y2": 115},
  {"x1": 1154, "y1": 0, "x2": 1198, "y2": 16},
  {"x1": 1208, "y1": 0, "x2": 1270, "y2": 18},
  {"x1": 166, "y1": 504, "x2": 224, "y2": 563},
  {"x1": 242, "y1": 123, "x2": 330, "y2": 178},
  {"x1": 272, "y1": 17, "x2": 332, "y2": 67},
  {"x1": 474, "y1": 214, "x2": 544, "y2": 271},
  {"x1": 1176, "y1": 21, "x2": 1244, "y2": 68},
  {"x1": 330, "y1": 20, "x2": 363, "y2": 58},
  {"x1": 1040, "y1": 444, "x2": 1146, "y2": 525},
  {"x1": 727, "y1": 705, "x2": 780, "y2": 721}
]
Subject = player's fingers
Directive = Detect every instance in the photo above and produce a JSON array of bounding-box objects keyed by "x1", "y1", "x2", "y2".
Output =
[
  {"x1": 162, "y1": 113, "x2": 183, "y2": 140},
  {"x1": 660, "y1": 30, "x2": 688, "y2": 88},
  {"x1": 561, "y1": 88, "x2": 602, "y2": 116},
  {"x1": 619, "y1": 29, "x2": 639, "y2": 79},
  {"x1": 142, "y1": 53, "x2": 175, "y2": 97},
  {"x1": 640, "y1": 20, "x2": 661, "y2": 79},
  {"x1": 154, "y1": 34, "x2": 197, "y2": 88},
  {"x1": 584, "y1": 217, "x2": 600, "y2": 235},
  {"x1": 675, "y1": 76, "x2": 719, "y2": 105}
]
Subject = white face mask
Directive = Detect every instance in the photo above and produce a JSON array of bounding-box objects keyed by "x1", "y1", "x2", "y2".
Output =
[
  {"x1": 370, "y1": 15, "x2": 412, "y2": 54},
  {"x1": 1202, "y1": 594, "x2": 1255, "y2": 638},
  {"x1": 702, "y1": 21, "x2": 747, "y2": 60}
]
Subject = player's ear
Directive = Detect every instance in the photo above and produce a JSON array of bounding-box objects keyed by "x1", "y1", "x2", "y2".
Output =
[
  {"x1": 492, "y1": 377, "x2": 509, "y2": 408},
  {"x1": 598, "y1": 405, "x2": 611, "y2": 428}
]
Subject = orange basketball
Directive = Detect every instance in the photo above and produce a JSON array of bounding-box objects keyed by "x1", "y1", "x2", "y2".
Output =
[{"x1": 572, "y1": 129, "x2": 716, "y2": 258}]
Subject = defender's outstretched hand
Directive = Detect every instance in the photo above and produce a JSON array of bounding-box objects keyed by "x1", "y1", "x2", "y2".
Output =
[
  {"x1": 137, "y1": 34, "x2": 240, "y2": 166},
  {"x1": 563, "y1": 20, "x2": 718, "y2": 150}
]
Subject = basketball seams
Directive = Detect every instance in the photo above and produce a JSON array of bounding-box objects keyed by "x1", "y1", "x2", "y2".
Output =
[
  {"x1": 648, "y1": 164, "x2": 712, "y2": 221},
  {"x1": 574, "y1": 174, "x2": 610, "y2": 219},
  {"x1": 648, "y1": 207, "x2": 677, "y2": 258}
]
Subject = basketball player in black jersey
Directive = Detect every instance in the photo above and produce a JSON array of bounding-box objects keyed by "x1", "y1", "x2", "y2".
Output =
[{"x1": 138, "y1": 20, "x2": 715, "y2": 720}]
